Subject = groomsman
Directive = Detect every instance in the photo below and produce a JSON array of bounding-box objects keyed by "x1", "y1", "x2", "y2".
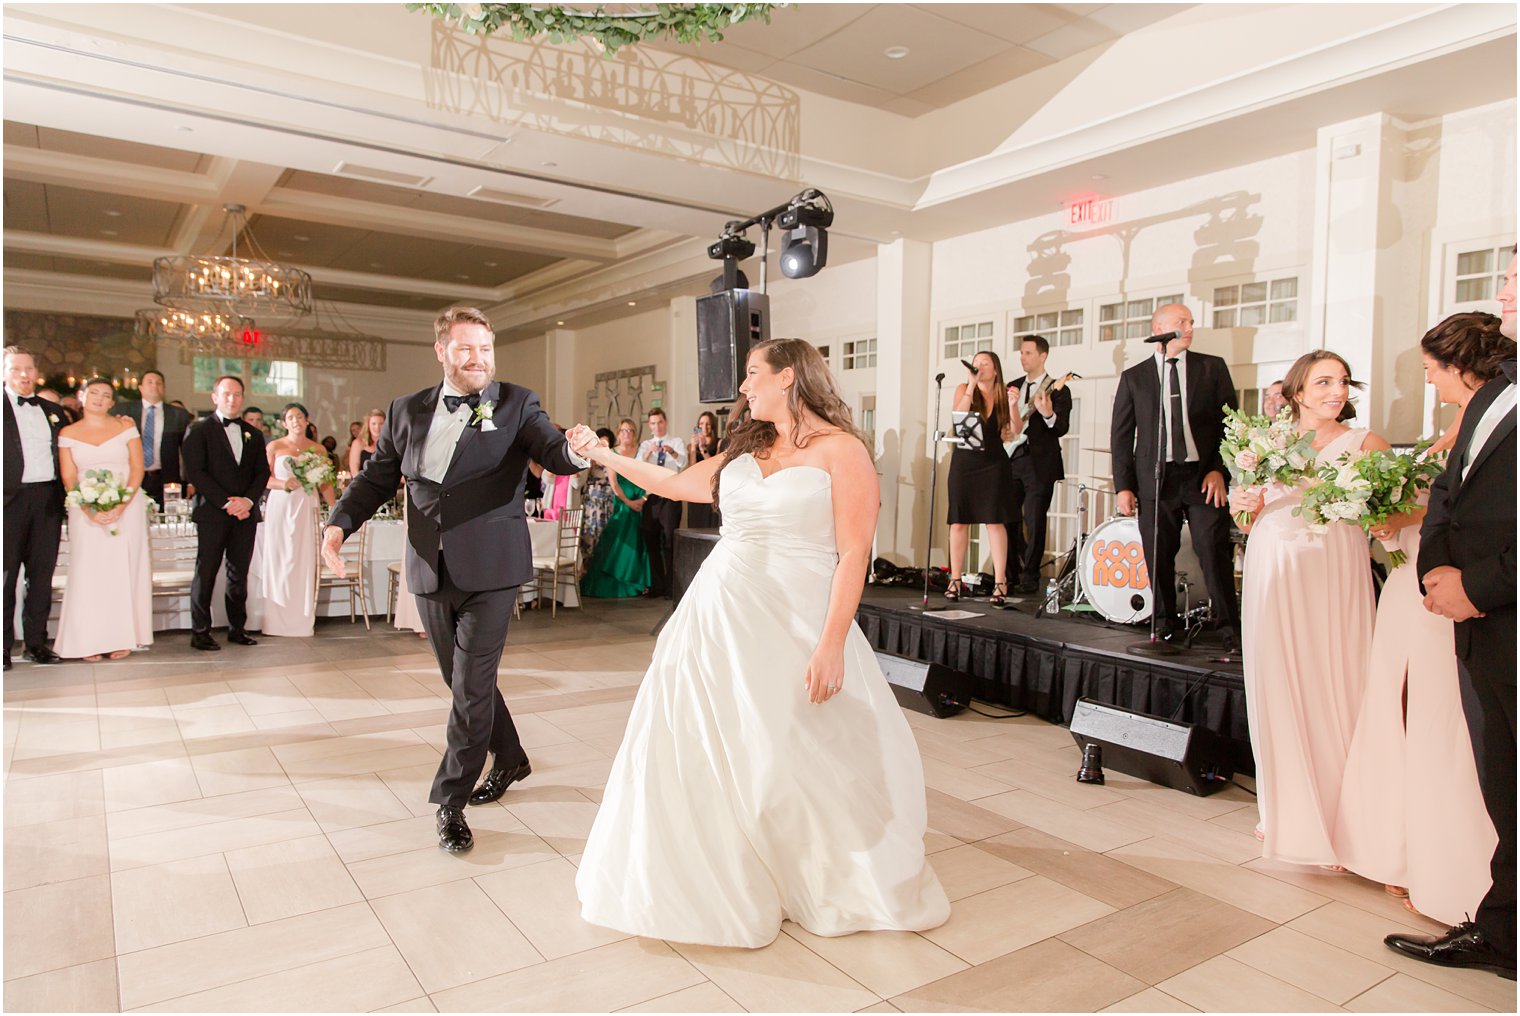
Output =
[
  {"x1": 637, "y1": 407, "x2": 686, "y2": 598},
  {"x1": 112, "y1": 370, "x2": 191, "y2": 506},
  {"x1": 3, "y1": 345, "x2": 66, "y2": 670},
  {"x1": 181, "y1": 375, "x2": 270, "y2": 651},
  {"x1": 1006, "y1": 334, "x2": 1071, "y2": 594},
  {"x1": 1388, "y1": 257, "x2": 1517, "y2": 980}
]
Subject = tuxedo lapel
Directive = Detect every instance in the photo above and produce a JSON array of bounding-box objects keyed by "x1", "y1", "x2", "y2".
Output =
[
  {"x1": 1459, "y1": 406, "x2": 1516, "y2": 497},
  {"x1": 403, "y1": 385, "x2": 442, "y2": 478}
]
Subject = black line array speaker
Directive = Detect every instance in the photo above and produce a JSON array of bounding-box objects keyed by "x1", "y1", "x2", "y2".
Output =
[
  {"x1": 874, "y1": 652, "x2": 972, "y2": 719},
  {"x1": 697, "y1": 289, "x2": 770, "y2": 403},
  {"x1": 1068, "y1": 697, "x2": 1235, "y2": 796}
]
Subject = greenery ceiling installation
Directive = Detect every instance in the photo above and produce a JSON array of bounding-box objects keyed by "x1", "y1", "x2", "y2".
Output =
[{"x1": 408, "y1": 3, "x2": 787, "y2": 55}]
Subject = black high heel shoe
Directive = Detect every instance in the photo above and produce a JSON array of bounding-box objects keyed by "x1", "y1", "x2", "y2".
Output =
[
  {"x1": 990, "y1": 582, "x2": 1008, "y2": 609},
  {"x1": 944, "y1": 579, "x2": 962, "y2": 603}
]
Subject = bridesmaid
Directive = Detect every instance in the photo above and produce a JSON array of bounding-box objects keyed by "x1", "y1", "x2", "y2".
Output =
[
  {"x1": 945, "y1": 351, "x2": 1015, "y2": 606},
  {"x1": 54, "y1": 378, "x2": 152, "y2": 661},
  {"x1": 261, "y1": 403, "x2": 336, "y2": 637},
  {"x1": 686, "y1": 411, "x2": 722, "y2": 529},
  {"x1": 1230, "y1": 350, "x2": 1390, "y2": 866},
  {"x1": 1335, "y1": 313, "x2": 1510, "y2": 919},
  {"x1": 347, "y1": 408, "x2": 383, "y2": 477},
  {"x1": 581, "y1": 418, "x2": 652, "y2": 598},
  {"x1": 580, "y1": 427, "x2": 618, "y2": 565}
]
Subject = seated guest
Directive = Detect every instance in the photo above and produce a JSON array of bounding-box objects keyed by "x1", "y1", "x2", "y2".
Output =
[
  {"x1": 1006, "y1": 334, "x2": 1071, "y2": 595},
  {"x1": 582, "y1": 418, "x2": 651, "y2": 598},
  {"x1": 112, "y1": 369, "x2": 190, "y2": 506},
  {"x1": 348, "y1": 408, "x2": 383, "y2": 476}
]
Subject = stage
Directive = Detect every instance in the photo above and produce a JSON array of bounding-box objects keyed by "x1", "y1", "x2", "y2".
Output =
[{"x1": 674, "y1": 528, "x2": 1254, "y2": 775}]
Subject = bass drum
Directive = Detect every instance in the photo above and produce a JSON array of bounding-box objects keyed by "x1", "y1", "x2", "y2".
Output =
[{"x1": 1078, "y1": 516, "x2": 1203, "y2": 624}]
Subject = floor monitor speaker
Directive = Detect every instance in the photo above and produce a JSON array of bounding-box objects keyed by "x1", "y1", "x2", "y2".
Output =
[
  {"x1": 697, "y1": 289, "x2": 770, "y2": 403},
  {"x1": 874, "y1": 651, "x2": 971, "y2": 719},
  {"x1": 1068, "y1": 697, "x2": 1235, "y2": 796}
]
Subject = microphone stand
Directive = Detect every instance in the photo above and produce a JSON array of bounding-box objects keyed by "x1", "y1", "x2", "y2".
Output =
[
  {"x1": 913, "y1": 372, "x2": 948, "y2": 610},
  {"x1": 1130, "y1": 335, "x2": 1182, "y2": 657}
]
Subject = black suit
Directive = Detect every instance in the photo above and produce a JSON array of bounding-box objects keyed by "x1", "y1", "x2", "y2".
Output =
[
  {"x1": 329, "y1": 380, "x2": 585, "y2": 807},
  {"x1": 1007, "y1": 376, "x2": 1071, "y2": 586},
  {"x1": 1418, "y1": 365, "x2": 1517, "y2": 963},
  {"x1": 3, "y1": 392, "x2": 66, "y2": 656},
  {"x1": 113, "y1": 400, "x2": 191, "y2": 505},
  {"x1": 181, "y1": 415, "x2": 270, "y2": 636},
  {"x1": 1111, "y1": 349, "x2": 1239, "y2": 628}
]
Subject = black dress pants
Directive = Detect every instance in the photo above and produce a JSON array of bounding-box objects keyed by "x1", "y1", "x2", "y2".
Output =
[
  {"x1": 640, "y1": 494, "x2": 683, "y2": 597},
  {"x1": 1137, "y1": 461, "x2": 1237, "y2": 627},
  {"x1": 416, "y1": 558, "x2": 525, "y2": 808},
  {"x1": 1008, "y1": 462, "x2": 1055, "y2": 586},
  {"x1": 3, "y1": 484, "x2": 63, "y2": 652},
  {"x1": 1457, "y1": 656, "x2": 1516, "y2": 962},
  {"x1": 190, "y1": 513, "x2": 258, "y2": 634},
  {"x1": 139, "y1": 471, "x2": 166, "y2": 508}
]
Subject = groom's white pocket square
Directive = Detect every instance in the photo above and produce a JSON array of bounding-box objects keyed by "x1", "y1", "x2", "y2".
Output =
[{"x1": 479, "y1": 419, "x2": 497, "y2": 432}]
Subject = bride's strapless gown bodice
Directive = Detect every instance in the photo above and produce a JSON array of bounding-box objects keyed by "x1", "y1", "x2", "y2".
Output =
[
  {"x1": 576, "y1": 453, "x2": 950, "y2": 948},
  {"x1": 260, "y1": 450, "x2": 319, "y2": 637}
]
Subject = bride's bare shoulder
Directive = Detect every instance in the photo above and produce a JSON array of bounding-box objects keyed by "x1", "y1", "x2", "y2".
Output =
[{"x1": 814, "y1": 430, "x2": 874, "y2": 471}]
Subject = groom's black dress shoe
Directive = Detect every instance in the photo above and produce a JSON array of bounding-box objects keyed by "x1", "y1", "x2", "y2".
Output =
[
  {"x1": 21, "y1": 645, "x2": 61, "y2": 664},
  {"x1": 226, "y1": 630, "x2": 258, "y2": 646},
  {"x1": 436, "y1": 806, "x2": 473, "y2": 853},
  {"x1": 1385, "y1": 922, "x2": 1516, "y2": 979},
  {"x1": 468, "y1": 760, "x2": 532, "y2": 806},
  {"x1": 190, "y1": 632, "x2": 221, "y2": 652}
]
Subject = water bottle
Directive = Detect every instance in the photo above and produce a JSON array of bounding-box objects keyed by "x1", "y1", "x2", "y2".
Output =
[{"x1": 1044, "y1": 578, "x2": 1061, "y2": 615}]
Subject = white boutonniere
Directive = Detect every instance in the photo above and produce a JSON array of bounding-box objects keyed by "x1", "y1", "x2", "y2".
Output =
[
  {"x1": 46, "y1": 413, "x2": 59, "y2": 426},
  {"x1": 470, "y1": 400, "x2": 495, "y2": 430}
]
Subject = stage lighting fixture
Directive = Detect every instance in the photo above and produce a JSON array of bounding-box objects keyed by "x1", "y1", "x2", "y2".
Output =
[
  {"x1": 777, "y1": 196, "x2": 833, "y2": 280},
  {"x1": 706, "y1": 222, "x2": 755, "y2": 262}
]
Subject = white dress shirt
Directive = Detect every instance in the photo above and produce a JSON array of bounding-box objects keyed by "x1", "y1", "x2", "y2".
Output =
[
  {"x1": 420, "y1": 382, "x2": 473, "y2": 483},
  {"x1": 1155, "y1": 350, "x2": 1199, "y2": 463},
  {"x1": 215, "y1": 412, "x2": 243, "y2": 465},
  {"x1": 7, "y1": 387, "x2": 56, "y2": 483},
  {"x1": 637, "y1": 435, "x2": 687, "y2": 473},
  {"x1": 1462, "y1": 382, "x2": 1516, "y2": 482},
  {"x1": 140, "y1": 400, "x2": 164, "y2": 472}
]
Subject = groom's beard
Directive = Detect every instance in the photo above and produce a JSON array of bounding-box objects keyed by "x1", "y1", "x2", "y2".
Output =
[{"x1": 443, "y1": 365, "x2": 492, "y2": 395}]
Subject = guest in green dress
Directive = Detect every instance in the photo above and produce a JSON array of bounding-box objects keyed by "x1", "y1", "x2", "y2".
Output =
[{"x1": 581, "y1": 419, "x2": 651, "y2": 598}]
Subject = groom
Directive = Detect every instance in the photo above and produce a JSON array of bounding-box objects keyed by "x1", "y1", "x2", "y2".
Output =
[{"x1": 323, "y1": 306, "x2": 588, "y2": 853}]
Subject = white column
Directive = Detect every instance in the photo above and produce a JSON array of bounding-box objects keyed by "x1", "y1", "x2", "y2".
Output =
[
  {"x1": 873, "y1": 239, "x2": 933, "y2": 565},
  {"x1": 541, "y1": 328, "x2": 576, "y2": 421},
  {"x1": 665, "y1": 296, "x2": 700, "y2": 433}
]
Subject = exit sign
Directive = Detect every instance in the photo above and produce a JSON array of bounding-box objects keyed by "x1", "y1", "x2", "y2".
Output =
[{"x1": 1067, "y1": 195, "x2": 1114, "y2": 226}]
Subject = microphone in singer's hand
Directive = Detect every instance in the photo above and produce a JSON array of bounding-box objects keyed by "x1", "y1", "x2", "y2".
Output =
[
  {"x1": 960, "y1": 358, "x2": 977, "y2": 374},
  {"x1": 1145, "y1": 330, "x2": 1181, "y2": 344}
]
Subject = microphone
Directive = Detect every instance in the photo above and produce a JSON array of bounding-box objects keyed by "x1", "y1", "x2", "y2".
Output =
[
  {"x1": 1145, "y1": 331, "x2": 1181, "y2": 344},
  {"x1": 960, "y1": 359, "x2": 976, "y2": 373},
  {"x1": 934, "y1": 372, "x2": 946, "y2": 384}
]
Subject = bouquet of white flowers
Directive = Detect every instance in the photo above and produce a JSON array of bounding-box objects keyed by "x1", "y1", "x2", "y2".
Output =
[
  {"x1": 289, "y1": 450, "x2": 335, "y2": 494},
  {"x1": 66, "y1": 468, "x2": 136, "y2": 535},
  {"x1": 1293, "y1": 444, "x2": 1445, "y2": 568},
  {"x1": 1219, "y1": 406, "x2": 1318, "y2": 527}
]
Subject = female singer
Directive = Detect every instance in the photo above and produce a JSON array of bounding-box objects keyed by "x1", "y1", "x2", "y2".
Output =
[
  {"x1": 261, "y1": 403, "x2": 336, "y2": 637},
  {"x1": 945, "y1": 351, "x2": 1014, "y2": 606},
  {"x1": 686, "y1": 410, "x2": 722, "y2": 529},
  {"x1": 581, "y1": 418, "x2": 651, "y2": 598},
  {"x1": 347, "y1": 408, "x2": 384, "y2": 477}
]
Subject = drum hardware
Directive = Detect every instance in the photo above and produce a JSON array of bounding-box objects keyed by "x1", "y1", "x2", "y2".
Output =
[{"x1": 1038, "y1": 482, "x2": 1092, "y2": 617}]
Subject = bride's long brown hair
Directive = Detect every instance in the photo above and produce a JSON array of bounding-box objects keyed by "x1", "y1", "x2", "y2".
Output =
[{"x1": 712, "y1": 337, "x2": 869, "y2": 509}]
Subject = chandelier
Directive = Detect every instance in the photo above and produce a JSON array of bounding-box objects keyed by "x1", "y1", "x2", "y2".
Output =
[
  {"x1": 152, "y1": 203, "x2": 312, "y2": 322},
  {"x1": 133, "y1": 307, "x2": 255, "y2": 352}
]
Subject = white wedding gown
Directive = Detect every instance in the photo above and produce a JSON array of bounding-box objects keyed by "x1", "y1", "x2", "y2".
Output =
[{"x1": 576, "y1": 453, "x2": 950, "y2": 948}]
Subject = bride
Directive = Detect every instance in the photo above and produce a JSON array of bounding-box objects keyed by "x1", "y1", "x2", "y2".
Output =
[{"x1": 567, "y1": 338, "x2": 950, "y2": 949}]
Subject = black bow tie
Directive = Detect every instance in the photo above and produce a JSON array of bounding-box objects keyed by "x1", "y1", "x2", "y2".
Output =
[
  {"x1": 443, "y1": 392, "x2": 481, "y2": 414},
  {"x1": 221, "y1": 417, "x2": 240, "y2": 429},
  {"x1": 15, "y1": 394, "x2": 43, "y2": 408}
]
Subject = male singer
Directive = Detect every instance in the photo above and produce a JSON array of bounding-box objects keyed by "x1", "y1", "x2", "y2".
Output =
[
  {"x1": 1006, "y1": 334, "x2": 1071, "y2": 595},
  {"x1": 113, "y1": 369, "x2": 191, "y2": 506},
  {"x1": 3, "y1": 345, "x2": 66, "y2": 670},
  {"x1": 1111, "y1": 304, "x2": 1238, "y2": 641},
  {"x1": 637, "y1": 406, "x2": 686, "y2": 598}
]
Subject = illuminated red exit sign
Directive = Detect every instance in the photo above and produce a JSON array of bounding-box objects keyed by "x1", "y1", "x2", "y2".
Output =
[{"x1": 1067, "y1": 195, "x2": 1114, "y2": 226}]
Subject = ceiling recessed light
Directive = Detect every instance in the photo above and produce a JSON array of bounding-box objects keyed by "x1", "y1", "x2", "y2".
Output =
[
  {"x1": 292, "y1": 234, "x2": 310, "y2": 242},
  {"x1": 369, "y1": 262, "x2": 384, "y2": 269},
  {"x1": 540, "y1": 161, "x2": 558, "y2": 168},
  {"x1": 556, "y1": 320, "x2": 566, "y2": 326},
  {"x1": 1091, "y1": 173, "x2": 1108, "y2": 181},
  {"x1": 103, "y1": 210, "x2": 122, "y2": 217},
  {"x1": 627, "y1": 301, "x2": 636, "y2": 306},
  {"x1": 176, "y1": 125, "x2": 194, "y2": 132},
  {"x1": 456, "y1": 274, "x2": 471, "y2": 280},
  {"x1": 483, "y1": 260, "x2": 498, "y2": 267},
  {"x1": 884, "y1": 45, "x2": 910, "y2": 59},
  {"x1": 100, "y1": 229, "x2": 118, "y2": 236},
  {"x1": 277, "y1": 250, "x2": 294, "y2": 257}
]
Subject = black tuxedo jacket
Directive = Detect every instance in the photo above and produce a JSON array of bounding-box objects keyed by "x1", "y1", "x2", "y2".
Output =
[
  {"x1": 112, "y1": 401, "x2": 191, "y2": 485},
  {"x1": 3, "y1": 394, "x2": 65, "y2": 507},
  {"x1": 180, "y1": 415, "x2": 271, "y2": 525},
  {"x1": 1008, "y1": 375, "x2": 1072, "y2": 485},
  {"x1": 328, "y1": 380, "x2": 584, "y2": 594},
  {"x1": 1419, "y1": 367, "x2": 1517, "y2": 681},
  {"x1": 1111, "y1": 350, "x2": 1238, "y2": 500}
]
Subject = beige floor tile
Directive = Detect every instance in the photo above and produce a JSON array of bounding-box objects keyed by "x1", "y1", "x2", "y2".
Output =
[
  {"x1": 111, "y1": 852, "x2": 247, "y2": 954},
  {"x1": 970, "y1": 756, "x2": 1131, "y2": 810},
  {"x1": 432, "y1": 937, "x2": 704, "y2": 1012},
  {"x1": 893, "y1": 936, "x2": 1143, "y2": 1012},
  {"x1": 974, "y1": 790, "x2": 1149, "y2": 854},
  {"x1": 324, "y1": 802, "x2": 522, "y2": 863},
  {"x1": 224, "y1": 833, "x2": 364, "y2": 924},
  {"x1": 926, "y1": 842, "x2": 1035, "y2": 902},
  {"x1": 920, "y1": 756, "x2": 1021, "y2": 802},
  {"x1": 782, "y1": 923, "x2": 970, "y2": 999},
  {"x1": 353, "y1": 672, "x2": 448, "y2": 716},
  {"x1": 249, "y1": 708, "x2": 335, "y2": 732},
  {"x1": 1091, "y1": 797, "x2": 1264, "y2": 864},
  {"x1": 1345, "y1": 971, "x2": 1503, "y2": 1012},
  {"x1": 225, "y1": 675, "x2": 310, "y2": 716},
  {"x1": 269, "y1": 727, "x2": 425, "y2": 764},
  {"x1": 920, "y1": 875, "x2": 1114, "y2": 966},
  {"x1": 1156, "y1": 955, "x2": 1343, "y2": 1012},
  {"x1": 174, "y1": 703, "x2": 258, "y2": 740},
  {"x1": 293, "y1": 772, "x2": 413, "y2": 832},
  {"x1": 1245, "y1": 856, "x2": 1446, "y2": 930},
  {"x1": 475, "y1": 856, "x2": 630, "y2": 959},
  {"x1": 2, "y1": 957, "x2": 119, "y2": 1013},
  {"x1": 281, "y1": 743, "x2": 441, "y2": 783},
  {"x1": 674, "y1": 930, "x2": 880, "y2": 1012},
  {"x1": 1102, "y1": 772, "x2": 1257, "y2": 822},
  {"x1": 346, "y1": 823, "x2": 560, "y2": 898},
  {"x1": 110, "y1": 808, "x2": 323, "y2": 872},
  {"x1": 1287, "y1": 902, "x2": 1515, "y2": 1011},
  {"x1": 162, "y1": 680, "x2": 236, "y2": 709},
  {"x1": 1059, "y1": 887, "x2": 1274, "y2": 983},
  {"x1": 617, "y1": 981, "x2": 744, "y2": 1012},
  {"x1": 856, "y1": 1003, "x2": 901, "y2": 1013},
  {"x1": 130, "y1": 944, "x2": 423, "y2": 1012},
  {"x1": 374, "y1": 998, "x2": 438, "y2": 1013},
  {"x1": 513, "y1": 712, "x2": 582, "y2": 749},
  {"x1": 913, "y1": 726, "x2": 1022, "y2": 769},
  {"x1": 975, "y1": 827, "x2": 1176, "y2": 910},
  {"x1": 98, "y1": 718, "x2": 183, "y2": 750},
  {"x1": 923, "y1": 788, "x2": 1023, "y2": 843},
  {"x1": 1101, "y1": 986, "x2": 1201, "y2": 1012},
  {"x1": 1108, "y1": 837, "x2": 1328, "y2": 924},
  {"x1": 116, "y1": 902, "x2": 392, "y2": 1010},
  {"x1": 3, "y1": 813, "x2": 110, "y2": 890},
  {"x1": 105, "y1": 784, "x2": 304, "y2": 840},
  {"x1": 370, "y1": 879, "x2": 542, "y2": 993},
  {"x1": 101, "y1": 757, "x2": 200, "y2": 814},
  {"x1": 374, "y1": 762, "x2": 446, "y2": 817},
  {"x1": 186, "y1": 746, "x2": 290, "y2": 797},
  {"x1": 4, "y1": 770, "x2": 105, "y2": 827},
  {"x1": 3, "y1": 874, "x2": 115, "y2": 979},
  {"x1": 924, "y1": 827, "x2": 963, "y2": 854},
  {"x1": 12, "y1": 714, "x2": 99, "y2": 760},
  {"x1": 1227, "y1": 925, "x2": 1397, "y2": 1005},
  {"x1": 503, "y1": 785, "x2": 602, "y2": 854}
]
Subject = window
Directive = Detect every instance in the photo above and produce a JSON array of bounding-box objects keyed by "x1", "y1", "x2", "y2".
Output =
[
  {"x1": 1453, "y1": 244, "x2": 1517, "y2": 303},
  {"x1": 816, "y1": 344, "x2": 830, "y2": 365},
  {"x1": 858, "y1": 394, "x2": 875, "y2": 448},
  {"x1": 842, "y1": 337, "x2": 877, "y2": 370},
  {"x1": 1098, "y1": 294, "x2": 1183, "y2": 341},
  {"x1": 1213, "y1": 277, "x2": 1298, "y2": 327},
  {"x1": 1237, "y1": 387, "x2": 1261, "y2": 416},
  {"x1": 193, "y1": 356, "x2": 303, "y2": 397},
  {"x1": 1014, "y1": 309, "x2": 1084, "y2": 347},
  {"x1": 943, "y1": 320, "x2": 994, "y2": 360}
]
